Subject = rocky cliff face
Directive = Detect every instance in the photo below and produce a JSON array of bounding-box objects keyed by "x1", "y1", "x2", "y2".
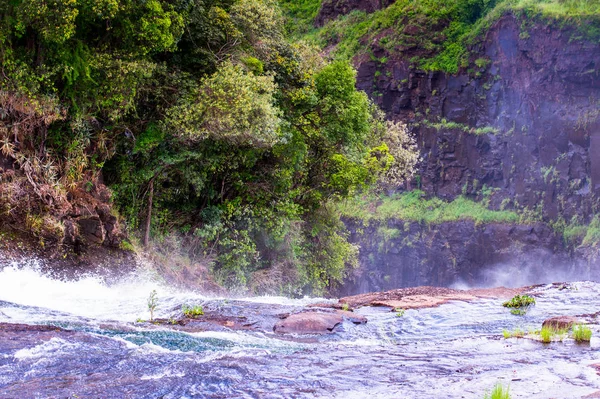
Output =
[
  {"x1": 326, "y1": 11, "x2": 600, "y2": 294},
  {"x1": 337, "y1": 219, "x2": 598, "y2": 296},
  {"x1": 357, "y1": 15, "x2": 600, "y2": 221}
]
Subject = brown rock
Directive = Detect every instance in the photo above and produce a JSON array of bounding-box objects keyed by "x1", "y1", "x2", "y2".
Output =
[
  {"x1": 274, "y1": 312, "x2": 343, "y2": 335},
  {"x1": 542, "y1": 316, "x2": 580, "y2": 330},
  {"x1": 340, "y1": 286, "x2": 527, "y2": 310}
]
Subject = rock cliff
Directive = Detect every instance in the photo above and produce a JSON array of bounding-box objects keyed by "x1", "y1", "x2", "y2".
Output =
[{"x1": 318, "y1": 5, "x2": 600, "y2": 294}]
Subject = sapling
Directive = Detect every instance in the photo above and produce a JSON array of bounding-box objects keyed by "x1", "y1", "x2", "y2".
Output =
[{"x1": 148, "y1": 289, "x2": 158, "y2": 322}]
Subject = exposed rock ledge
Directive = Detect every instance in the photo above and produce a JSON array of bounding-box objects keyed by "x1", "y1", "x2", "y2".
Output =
[{"x1": 339, "y1": 286, "x2": 526, "y2": 309}]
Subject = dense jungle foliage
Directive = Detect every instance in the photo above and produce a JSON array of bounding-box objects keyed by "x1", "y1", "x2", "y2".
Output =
[{"x1": 0, "y1": 0, "x2": 417, "y2": 294}]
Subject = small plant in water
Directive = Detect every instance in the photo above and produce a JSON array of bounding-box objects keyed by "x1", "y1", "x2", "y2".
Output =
[
  {"x1": 572, "y1": 324, "x2": 592, "y2": 342},
  {"x1": 503, "y1": 294, "x2": 535, "y2": 315},
  {"x1": 483, "y1": 383, "x2": 511, "y2": 399},
  {"x1": 182, "y1": 304, "x2": 204, "y2": 317},
  {"x1": 539, "y1": 326, "x2": 568, "y2": 343},
  {"x1": 147, "y1": 289, "x2": 158, "y2": 322},
  {"x1": 341, "y1": 303, "x2": 350, "y2": 311},
  {"x1": 502, "y1": 328, "x2": 525, "y2": 339},
  {"x1": 394, "y1": 308, "x2": 405, "y2": 317}
]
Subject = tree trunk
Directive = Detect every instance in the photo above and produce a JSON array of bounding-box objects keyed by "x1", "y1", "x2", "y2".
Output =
[{"x1": 144, "y1": 178, "x2": 154, "y2": 248}]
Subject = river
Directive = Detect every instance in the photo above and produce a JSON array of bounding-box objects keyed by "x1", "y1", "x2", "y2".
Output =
[{"x1": 1, "y1": 258, "x2": 599, "y2": 398}]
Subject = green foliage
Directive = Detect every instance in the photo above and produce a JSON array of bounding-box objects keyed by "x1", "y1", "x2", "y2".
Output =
[
  {"x1": 296, "y1": 0, "x2": 600, "y2": 74},
  {"x1": 0, "y1": 0, "x2": 417, "y2": 295},
  {"x1": 182, "y1": 304, "x2": 205, "y2": 317},
  {"x1": 572, "y1": 324, "x2": 592, "y2": 342},
  {"x1": 147, "y1": 290, "x2": 158, "y2": 322},
  {"x1": 502, "y1": 328, "x2": 525, "y2": 338},
  {"x1": 279, "y1": 0, "x2": 322, "y2": 35},
  {"x1": 539, "y1": 325, "x2": 568, "y2": 343},
  {"x1": 555, "y1": 215, "x2": 600, "y2": 248},
  {"x1": 338, "y1": 190, "x2": 520, "y2": 225},
  {"x1": 503, "y1": 294, "x2": 535, "y2": 315},
  {"x1": 503, "y1": 294, "x2": 536, "y2": 308},
  {"x1": 484, "y1": 384, "x2": 511, "y2": 399},
  {"x1": 425, "y1": 119, "x2": 499, "y2": 135},
  {"x1": 167, "y1": 62, "x2": 282, "y2": 148}
]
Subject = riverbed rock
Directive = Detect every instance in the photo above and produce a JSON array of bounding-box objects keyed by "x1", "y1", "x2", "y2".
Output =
[
  {"x1": 542, "y1": 316, "x2": 580, "y2": 330},
  {"x1": 335, "y1": 310, "x2": 367, "y2": 324},
  {"x1": 340, "y1": 286, "x2": 526, "y2": 309},
  {"x1": 274, "y1": 312, "x2": 344, "y2": 335}
]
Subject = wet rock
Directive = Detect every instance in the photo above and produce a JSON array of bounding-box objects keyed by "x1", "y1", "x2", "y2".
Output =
[
  {"x1": 76, "y1": 216, "x2": 105, "y2": 245},
  {"x1": 340, "y1": 286, "x2": 526, "y2": 309},
  {"x1": 0, "y1": 323, "x2": 69, "y2": 333},
  {"x1": 337, "y1": 12, "x2": 600, "y2": 295},
  {"x1": 542, "y1": 316, "x2": 580, "y2": 330},
  {"x1": 335, "y1": 310, "x2": 367, "y2": 324},
  {"x1": 339, "y1": 218, "x2": 577, "y2": 296},
  {"x1": 274, "y1": 312, "x2": 344, "y2": 335}
]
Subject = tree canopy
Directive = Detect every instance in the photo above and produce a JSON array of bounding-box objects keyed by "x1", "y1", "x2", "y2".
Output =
[{"x1": 0, "y1": 0, "x2": 417, "y2": 294}]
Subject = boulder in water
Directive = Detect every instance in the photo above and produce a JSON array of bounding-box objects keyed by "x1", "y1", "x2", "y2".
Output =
[
  {"x1": 274, "y1": 312, "x2": 344, "y2": 334},
  {"x1": 542, "y1": 316, "x2": 580, "y2": 330}
]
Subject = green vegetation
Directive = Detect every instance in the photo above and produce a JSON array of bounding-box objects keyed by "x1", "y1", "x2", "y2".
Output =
[
  {"x1": 503, "y1": 294, "x2": 535, "y2": 315},
  {"x1": 338, "y1": 190, "x2": 520, "y2": 225},
  {"x1": 539, "y1": 325, "x2": 568, "y2": 343},
  {"x1": 341, "y1": 302, "x2": 350, "y2": 311},
  {"x1": 502, "y1": 328, "x2": 525, "y2": 338},
  {"x1": 503, "y1": 294, "x2": 536, "y2": 308},
  {"x1": 559, "y1": 216, "x2": 600, "y2": 248},
  {"x1": 279, "y1": 0, "x2": 322, "y2": 35},
  {"x1": 572, "y1": 324, "x2": 592, "y2": 342},
  {"x1": 424, "y1": 119, "x2": 499, "y2": 135},
  {"x1": 148, "y1": 290, "x2": 159, "y2": 322},
  {"x1": 0, "y1": 0, "x2": 420, "y2": 295},
  {"x1": 395, "y1": 308, "x2": 405, "y2": 317},
  {"x1": 484, "y1": 383, "x2": 511, "y2": 399},
  {"x1": 182, "y1": 304, "x2": 205, "y2": 318},
  {"x1": 280, "y1": 0, "x2": 600, "y2": 74}
]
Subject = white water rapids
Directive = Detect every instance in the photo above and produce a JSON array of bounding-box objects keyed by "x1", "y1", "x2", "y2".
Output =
[{"x1": 1, "y1": 258, "x2": 600, "y2": 398}]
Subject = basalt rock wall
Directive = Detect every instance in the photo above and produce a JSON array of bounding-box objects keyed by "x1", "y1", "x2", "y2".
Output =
[
  {"x1": 357, "y1": 15, "x2": 600, "y2": 221},
  {"x1": 338, "y1": 219, "x2": 597, "y2": 296},
  {"x1": 331, "y1": 12, "x2": 600, "y2": 294}
]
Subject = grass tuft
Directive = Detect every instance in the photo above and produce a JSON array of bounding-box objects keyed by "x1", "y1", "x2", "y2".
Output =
[
  {"x1": 572, "y1": 323, "x2": 592, "y2": 342},
  {"x1": 484, "y1": 383, "x2": 511, "y2": 399}
]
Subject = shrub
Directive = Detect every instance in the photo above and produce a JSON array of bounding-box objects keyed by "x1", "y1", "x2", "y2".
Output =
[{"x1": 502, "y1": 295, "x2": 536, "y2": 308}]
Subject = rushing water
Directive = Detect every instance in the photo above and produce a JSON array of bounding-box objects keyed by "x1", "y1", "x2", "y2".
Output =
[{"x1": 1, "y1": 260, "x2": 600, "y2": 398}]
